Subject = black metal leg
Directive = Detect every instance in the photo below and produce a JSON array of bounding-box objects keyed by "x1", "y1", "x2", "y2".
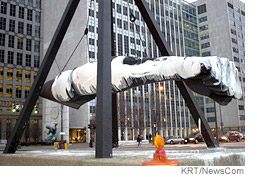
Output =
[
  {"x1": 135, "y1": 0, "x2": 218, "y2": 148},
  {"x1": 95, "y1": 0, "x2": 113, "y2": 158},
  {"x1": 3, "y1": 0, "x2": 81, "y2": 153}
]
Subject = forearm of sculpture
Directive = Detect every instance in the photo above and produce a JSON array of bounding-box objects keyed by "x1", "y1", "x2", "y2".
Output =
[{"x1": 40, "y1": 56, "x2": 242, "y2": 109}]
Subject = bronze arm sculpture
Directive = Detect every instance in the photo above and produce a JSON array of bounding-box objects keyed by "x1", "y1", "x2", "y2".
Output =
[{"x1": 40, "y1": 56, "x2": 242, "y2": 109}]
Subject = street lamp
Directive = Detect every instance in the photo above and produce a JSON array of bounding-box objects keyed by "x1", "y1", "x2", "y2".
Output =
[
  {"x1": 153, "y1": 122, "x2": 157, "y2": 137},
  {"x1": 159, "y1": 85, "x2": 164, "y2": 91},
  {"x1": 60, "y1": 104, "x2": 65, "y2": 149}
]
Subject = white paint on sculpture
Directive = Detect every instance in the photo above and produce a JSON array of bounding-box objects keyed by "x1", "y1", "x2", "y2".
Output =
[{"x1": 51, "y1": 56, "x2": 242, "y2": 103}]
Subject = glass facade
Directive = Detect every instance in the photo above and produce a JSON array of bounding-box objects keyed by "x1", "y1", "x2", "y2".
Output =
[{"x1": 87, "y1": 0, "x2": 202, "y2": 141}]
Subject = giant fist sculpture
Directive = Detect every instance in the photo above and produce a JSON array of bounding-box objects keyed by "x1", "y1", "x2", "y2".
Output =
[{"x1": 40, "y1": 56, "x2": 242, "y2": 109}]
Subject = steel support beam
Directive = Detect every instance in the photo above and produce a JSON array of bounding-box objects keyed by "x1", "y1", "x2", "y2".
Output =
[
  {"x1": 95, "y1": 0, "x2": 113, "y2": 158},
  {"x1": 111, "y1": 1, "x2": 119, "y2": 148},
  {"x1": 135, "y1": 0, "x2": 218, "y2": 147},
  {"x1": 4, "y1": 0, "x2": 80, "y2": 153}
]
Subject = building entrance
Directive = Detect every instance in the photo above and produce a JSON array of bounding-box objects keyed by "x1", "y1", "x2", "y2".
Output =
[{"x1": 69, "y1": 129, "x2": 86, "y2": 143}]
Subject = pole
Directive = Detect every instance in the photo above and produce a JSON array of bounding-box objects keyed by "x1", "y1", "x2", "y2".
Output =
[
  {"x1": 60, "y1": 104, "x2": 65, "y2": 149},
  {"x1": 219, "y1": 105, "x2": 224, "y2": 134},
  {"x1": 95, "y1": 0, "x2": 112, "y2": 158},
  {"x1": 214, "y1": 101, "x2": 219, "y2": 144}
]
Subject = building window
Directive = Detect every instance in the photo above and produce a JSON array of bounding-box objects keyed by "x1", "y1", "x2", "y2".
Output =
[
  {"x1": 36, "y1": 0, "x2": 41, "y2": 8},
  {"x1": 27, "y1": 9, "x2": 33, "y2": 21},
  {"x1": 0, "y1": 2, "x2": 7, "y2": 14},
  {"x1": 34, "y1": 119, "x2": 38, "y2": 124},
  {"x1": 34, "y1": 71, "x2": 37, "y2": 79},
  {"x1": 6, "y1": 84, "x2": 13, "y2": 98},
  {"x1": 0, "y1": 83, "x2": 3, "y2": 96},
  {"x1": 26, "y1": 24, "x2": 32, "y2": 36},
  {"x1": 231, "y1": 29, "x2": 236, "y2": 35},
  {"x1": 0, "y1": 33, "x2": 5, "y2": 46},
  {"x1": 200, "y1": 33, "x2": 209, "y2": 40},
  {"x1": 34, "y1": 40, "x2": 40, "y2": 53},
  {"x1": 17, "y1": 53, "x2": 23, "y2": 65},
  {"x1": 26, "y1": 39, "x2": 32, "y2": 51},
  {"x1": 16, "y1": 85, "x2": 22, "y2": 98},
  {"x1": 7, "y1": 68, "x2": 13, "y2": 81},
  {"x1": 234, "y1": 56, "x2": 239, "y2": 62},
  {"x1": 235, "y1": 15, "x2": 240, "y2": 21},
  {"x1": 25, "y1": 70, "x2": 31, "y2": 83},
  {"x1": 8, "y1": 51, "x2": 14, "y2": 64},
  {"x1": 229, "y1": 19, "x2": 235, "y2": 26},
  {"x1": 25, "y1": 54, "x2": 31, "y2": 67},
  {"x1": 228, "y1": 10, "x2": 234, "y2": 17},
  {"x1": 232, "y1": 47, "x2": 238, "y2": 53},
  {"x1": 238, "y1": 32, "x2": 243, "y2": 39},
  {"x1": 10, "y1": 4, "x2": 16, "y2": 17},
  {"x1": 236, "y1": 23, "x2": 242, "y2": 30},
  {"x1": 234, "y1": 6, "x2": 240, "y2": 13},
  {"x1": 227, "y1": 2, "x2": 233, "y2": 9},
  {"x1": 201, "y1": 42, "x2": 210, "y2": 49},
  {"x1": 18, "y1": 22, "x2": 24, "y2": 34},
  {"x1": 17, "y1": 37, "x2": 23, "y2": 50},
  {"x1": 16, "y1": 69, "x2": 22, "y2": 82},
  {"x1": 34, "y1": 56, "x2": 40, "y2": 68},
  {"x1": 35, "y1": 26, "x2": 40, "y2": 37},
  {"x1": 241, "y1": 59, "x2": 245, "y2": 64},
  {"x1": 202, "y1": 51, "x2": 211, "y2": 57},
  {"x1": 0, "y1": 17, "x2": 6, "y2": 30},
  {"x1": 198, "y1": 4, "x2": 206, "y2": 15},
  {"x1": 241, "y1": 10, "x2": 245, "y2": 16},
  {"x1": 0, "y1": 67, "x2": 3, "y2": 80},
  {"x1": 35, "y1": 11, "x2": 40, "y2": 23},
  {"x1": 206, "y1": 107, "x2": 215, "y2": 113},
  {"x1": 231, "y1": 38, "x2": 237, "y2": 44},
  {"x1": 19, "y1": 7, "x2": 24, "y2": 19},
  {"x1": 207, "y1": 117, "x2": 215, "y2": 122},
  {"x1": 0, "y1": 49, "x2": 4, "y2": 63},
  {"x1": 25, "y1": 86, "x2": 30, "y2": 98},
  {"x1": 28, "y1": 0, "x2": 33, "y2": 6},
  {"x1": 8, "y1": 35, "x2": 15, "y2": 48},
  {"x1": 199, "y1": 16, "x2": 207, "y2": 23},
  {"x1": 239, "y1": 50, "x2": 245, "y2": 56},
  {"x1": 238, "y1": 41, "x2": 244, "y2": 47},
  {"x1": 239, "y1": 105, "x2": 244, "y2": 110},
  {"x1": 9, "y1": 19, "x2": 15, "y2": 32},
  {"x1": 199, "y1": 25, "x2": 208, "y2": 32}
]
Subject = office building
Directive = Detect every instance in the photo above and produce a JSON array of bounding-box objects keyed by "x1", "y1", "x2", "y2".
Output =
[
  {"x1": 194, "y1": 0, "x2": 245, "y2": 133},
  {"x1": 0, "y1": 0, "x2": 43, "y2": 143}
]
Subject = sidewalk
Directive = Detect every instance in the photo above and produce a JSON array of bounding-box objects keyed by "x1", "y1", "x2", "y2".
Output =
[{"x1": 0, "y1": 141, "x2": 245, "y2": 166}]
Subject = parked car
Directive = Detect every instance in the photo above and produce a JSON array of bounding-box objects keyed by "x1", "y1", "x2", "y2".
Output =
[
  {"x1": 239, "y1": 132, "x2": 245, "y2": 140},
  {"x1": 164, "y1": 136, "x2": 185, "y2": 145},
  {"x1": 240, "y1": 132, "x2": 245, "y2": 140},
  {"x1": 184, "y1": 133, "x2": 204, "y2": 144},
  {"x1": 219, "y1": 131, "x2": 241, "y2": 142}
]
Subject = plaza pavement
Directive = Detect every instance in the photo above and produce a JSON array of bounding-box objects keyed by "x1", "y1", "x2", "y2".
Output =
[{"x1": 0, "y1": 140, "x2": 245, "y2": 166}]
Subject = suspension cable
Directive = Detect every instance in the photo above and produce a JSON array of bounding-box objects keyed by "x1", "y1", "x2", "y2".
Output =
[
  {"x1": 56, "y1": 0, "x2": 93, "y2": 73},
  {"x1": 128, "y1": 1, "x2": 148, "y2": 58}
]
